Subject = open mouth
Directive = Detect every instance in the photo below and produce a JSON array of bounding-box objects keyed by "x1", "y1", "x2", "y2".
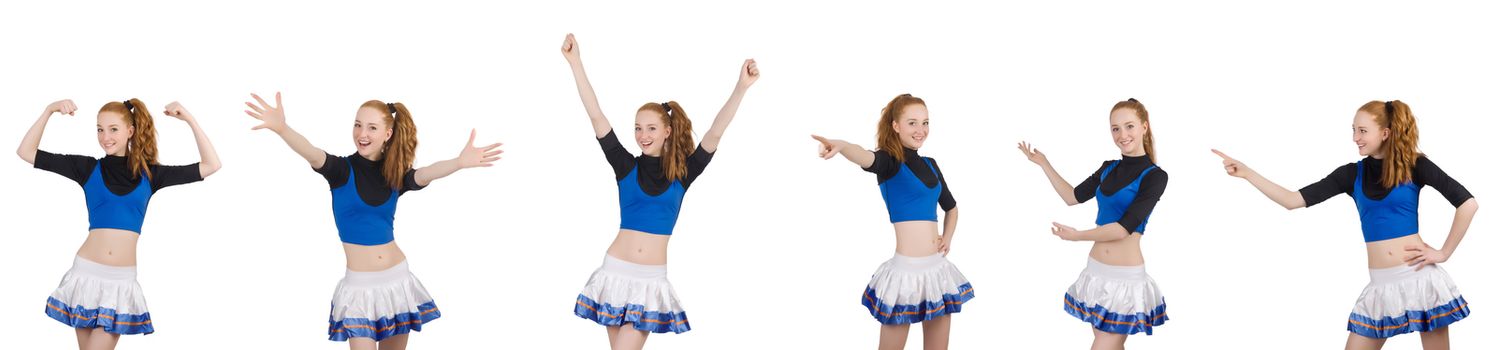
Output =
[
  {"x1": 640, "y1": 140, "x2": 654, "y2": 148},
  {"x1": 357, "y1": 140, "x2": 372, "y2": 149}
]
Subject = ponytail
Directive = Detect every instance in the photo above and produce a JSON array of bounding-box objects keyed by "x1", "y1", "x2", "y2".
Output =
[
  {"x1": 654, "y1": 101, "x2": 695, "y2": 181},
  {"x1": 363, "y1": 100, "x2": 418, "y2": 190},
  {"x1": 876, "y1": 94, "x2": 926, "y2": 163},
  {"x1": 100, "y1": 99, "x2": 158, "y2": 180},
  {"x1": 1111, "y1": 98, "x2": 1156, "y2": 163},
  {"x1": 1360, "y1": 100, "x2": 1420, "y2": 188}
]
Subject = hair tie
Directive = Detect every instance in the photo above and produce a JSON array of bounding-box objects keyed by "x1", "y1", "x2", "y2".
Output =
[
  {"x1": 1385, "y1": 101, "x2": 1395, "y2": 115},
  {"x1": 1127, "y1": 98, "x2": 1139, "y2": 103},
  {"x1": 660, "y1": 102, "x2": 672, "y2": 114},
  {"x1": 122, "y1": 100, "x2": 134, "y2": 111},
  {"x1": 386, "y1": 103, "x2": 398, "y2": 115}
]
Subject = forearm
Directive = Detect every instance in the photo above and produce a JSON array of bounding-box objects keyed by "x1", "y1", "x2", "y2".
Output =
[
  {"x1": 569, "y1": 62, "x2": 611, "y2": 138},
  {"x1": 941, "y1": 207, "x2": 959, "y2": 240},
  {"x1": 1440, "y1": 199, "x2": 1478, "y2": 256},
  {"x1": 699, "y1": 84, "x2": 749, "y2": 152},
  {"x1": 1241, "y1": 170, "x2": 1306, "y2": 209},
  {"x1": 17, "y1": 111, "x2": 51, "y2": 164},
  {"x1": 1038, "y1": 161, "x2": 1078, "y2": 205},
  {"x1": 838, "y1": 142, "x2": 875, "y2": 168},
  {"x1": 1079, "y1": 223, "x2": 1130, "y2": 242},
  {"x1": 184, "y1": 118, "x2": 222, "y2": 178},
  {"x1": 413, "y1": 158, "x2": 462, "y2": 187},
  {"x1": 272, "y1": 126, "x2": 326, "y2": 169}
]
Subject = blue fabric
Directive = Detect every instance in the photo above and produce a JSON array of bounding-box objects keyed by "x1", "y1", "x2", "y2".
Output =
[
  {"x1": 1353, "y1": 161, "x2": 1421, "y2": 242},
  {"x1": 1063, "y1": 293, "x2": 1168, "y2": 335},
  {"x1": 617, "y1": 167, "x2": 686, "y2": 235},
  {"x1": 862, "y1": 283, "x2": 974, "y2": 325},
  {"x1": 879, "y1": 158, "x2": 942, "y2": 223},
  {"x1": 328, "y1": 301, "x2": 440, "y2": 341},
  {"x1": 83, "y1": 164, "x2": 152, "y2": 233},
  {"x1": 332, "y1": 163, "x2": 400, "y2": 245},
  {"x1": 44, "y1": 296, "x2": 154, "y2": 335},
  {"x1": 574, "y1": 294, "x2": 691, "y2": 334},
  {"x1": 1094, "y1": 161, "x2": 1156, "y2": 234},
  {"x1": 1348, "y1": 296, "x2": 1469, "y2": 339}
]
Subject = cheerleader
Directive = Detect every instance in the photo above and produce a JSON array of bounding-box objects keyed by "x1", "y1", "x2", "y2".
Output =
[
  {"x1": 1018, "y1": 98, "x2": 1169, "y2": 349},
  {"x1": 559, "y1": 33, "x2": 758, "y2": 350},
  {"x1": 18, "y1": 99, "x2": 221, "y2": 350},
  {"x1": 242, "y1": 93, "x2": 502, "y2": 349},
  {"x1": 812, "y1": 93, "x2": 972, "y2": 350},
  {"x1": 1214, "y1": 100, "x2": 1475, "y2": 349}
]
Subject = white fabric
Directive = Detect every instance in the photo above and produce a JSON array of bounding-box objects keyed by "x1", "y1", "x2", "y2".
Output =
[
  {"x1": 578, "y1": 255, "x2": 686, "y2": 313},
  {"x1": 329, "y1": 260, "x2": 435, "y2": 321},
  {"x1": 50, "y1": 256, "x2": 148, "y2": 315},
  {"x1": 1353, "y1": 264, "x2": 1463, "y2": 318},
  {"x1": 866, "y1": 253, "x2": 970, "y2": 305},
  {"x1": 1065, "y1": 258, "x2": 1165, "y2": 314}
]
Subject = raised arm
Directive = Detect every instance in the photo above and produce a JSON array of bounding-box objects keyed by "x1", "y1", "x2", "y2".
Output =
[
  {"x1": 162, "y1": 102, "x2": 222, "y2": 178},
  {"x1": 413, "y1": 129, "x2": 503, "y2": 186},
  {"x1": 810, "y1": 135, "x2": 875, "y2": 168},
  {"x1": 1213, "y1": 149, "x2": 1306, "y2": 209},
  {"x1": 17, "y1": 100, "x2": 77, "y2": 165},
  {"x1": 1018, "y1": 141, "x2": 1080, "y2": 205},
  {"x1": 698, "y1": 59, "x2": 759, "y2": 153},
  {"x1": 561, "y1": 34, "x2": 613, "y2": 138},
  {"x1": 244, "y1": 92, "x2": 328, "y2": 169}
]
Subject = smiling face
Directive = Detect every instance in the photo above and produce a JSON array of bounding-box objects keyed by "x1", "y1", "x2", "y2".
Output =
[
  {"x1": 352, "y1": 107, "x2": 393, "y2": 160},
  {"x1": 892, "y1": 104, "x2": 930, "y2": 150},
  {"x1": 96, "y1": 111, "x2": 133, "y2": 157},
  {"x1": 1352, "y1": 111, "x2": 1389, "y2": 158},
  {"x1": 1109, "y1": 107, "x2": 1149, "y2": 157},
  {"x1": 634, "y1": 109, "x2": 670, "y2": 157}
]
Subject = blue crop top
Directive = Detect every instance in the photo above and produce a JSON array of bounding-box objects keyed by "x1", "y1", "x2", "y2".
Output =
[
  {"x1": 33, "y1": 151, "x2": 203, "y2": 234},
  {"x1": 315, "y1": 153, "x2": 425, "y2": 245},
  {"x1": 864, "y1": 148, "x2": 956, "y2": 223},
  {"x1": 1074, "y1": 155, "x2": 1168, "y2": 234},
  {"x1": 1299, "y1": 156, "x2": 1474, "y2": 243},
  {"x1": 598, "y1": 130, "x2": 714, "y2": 235}
]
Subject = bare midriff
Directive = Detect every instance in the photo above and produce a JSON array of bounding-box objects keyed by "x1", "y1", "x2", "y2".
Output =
[
  {"x1": 606, "y1": 229, "x2": 672, "y2": 265},
  {"x1": 893, "y1": 221, "x2": 941, "y2": 257},
  {"x1": 1089, "y1": 234, "x2": 1145, "y2": 266},
  {"x1": 1367, "y1": 234, "x2": 1425, "y2": 269},
  {"x1": 343, "y1": 241, "x2": 408, "y2": 272},
  {"x1": 75, "y1": 229, "x2": 140, "y2": 266}
]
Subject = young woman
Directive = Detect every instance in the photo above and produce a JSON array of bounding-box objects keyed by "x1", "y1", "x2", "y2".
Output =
[
  {"x1": 560, "y1": 33, "x2": 758, "y2": 350},
  {"x1": 1017, "y1": 98, "x2": 1169, "y2": 349},
  {"x1": 18, "y1": 98, "x2": 221, "y2": 350},
  {"x1": 1213, "y1": 100, "x2": 1475, "y2": 350},
  {"x1": 241, "y1": 93, "x2": 502, "y2": 349},
  {"x1": 811, "y1": 93, "x2": 972, "y2": 350}
]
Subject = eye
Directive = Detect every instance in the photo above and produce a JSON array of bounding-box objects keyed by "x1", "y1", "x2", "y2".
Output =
[
  {"x1": 97, "y1": 128, "x2": 103, "y2": 132},
  {"x1": 634, "y1": 126, "x2": 642, "y2": 131},
  {"x1": 110, "y1": 127, "x2": 119, "y2": 132},
  {"x1": 1126, "y1": 124, "x2": 1134, "y2": 129},
  {"x1": 1111, "y1": 127, "x2": 1120, "y2": 132},
  {"x1": 922, "y1": 121, "x2": 929, "y2": 125}
]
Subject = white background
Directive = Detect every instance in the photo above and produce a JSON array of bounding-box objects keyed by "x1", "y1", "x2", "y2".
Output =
[{"x1": 2, "y1": 1, "x2": 1493, "y2": 349}]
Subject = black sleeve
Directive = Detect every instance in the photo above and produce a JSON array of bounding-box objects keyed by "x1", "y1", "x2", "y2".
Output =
[
  {"x1": 682, "y1": 145, "x2": 715, "y2": 188},
  {"x1": 1298, "y1": 163, "x2": 1357, "y2": 207},
  {"x1": 1414, "y1": 156, "x2": 1475, "y2": 207},
  {"x1": 314, "y1": 153, "x2": 351, "y2": 188},
  {"x1": 929, "y1": 158, "x2": 957, "y2": 211},
  {"x1": 598, "y1": 130, "x2": 636, "y2": 181},
  {"x1": 1072, "y1": 162, "x2": 1110, "y2": 203},
  {"x1": 148, "y1": 164, "x2": 203, "y2": 191},
  {"x1": 33, "y1": 150, "x2": 96, "y2": 186},
  {"x1": 862, "y1": 150, "x2": 901, "y2": 182},
  {"x1": 1116, "y1": 169, "x2": 1168, "y2": 234},
  {"x1": 400, "y1": 168, "x2": 426, "y2": 194}
]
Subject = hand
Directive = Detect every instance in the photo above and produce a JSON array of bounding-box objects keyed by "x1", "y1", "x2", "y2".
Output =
[
  {"x1": 937, "y1": 235, "x2": 952, "y2": 256},
  {"x1": 1211, "y1": 149, "x2": 1250, "y2": 178},
  {"x1": 46, "y1": 99, "x2": 78, "y2": 116},
  {"x1": 1017, "y1": 141, "x2": 1048, "y2": 166},
  {"x1": 456, "y1": 129, "x2": 503, "y2": 168},
  {"x1": 162, "y1": 101, "x2": 194, "y2": 122},
  {"x1": 561, "y1": 33, "x2": 580, "y2": 64},
  {"x1": 810, "y1": 134, "x2": 844, "y2": 160},
  {"x1": 1051, "y1": 222, "x2": 1083, "y2": 241},
  {"x1": 1404, "y1": 243, "x2": 1449, "y2": 270},
  {"x1": 244, "y1": 92, "x2": 287, "y2": 133},
  {"x1": 737, "y1": 59, "x2": 759, "y2": 88}
]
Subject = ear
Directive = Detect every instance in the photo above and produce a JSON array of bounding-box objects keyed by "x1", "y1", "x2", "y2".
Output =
[
  {"x1": 1141, "y1": 121, "x2": 1150, "y2": 134},
  {"x1": 1380, "y1": 127, "x2": 1390, "y2": 141},
  {"x1": 664, "y1": 125, "x2": 672, "y2": 138},
  {"x1": 384, "y1": 128, "x2": 393, "y2": 140}
]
